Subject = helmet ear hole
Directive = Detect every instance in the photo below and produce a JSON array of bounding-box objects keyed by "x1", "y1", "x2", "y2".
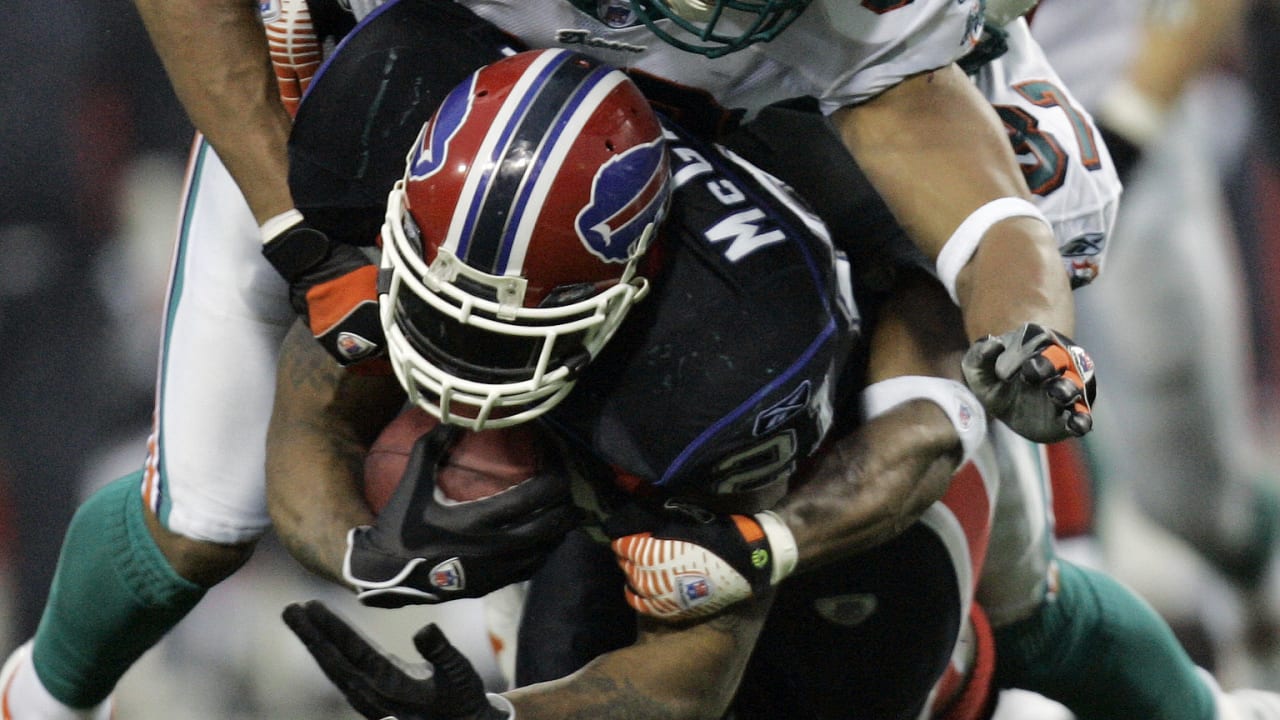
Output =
[{"x1": 380, "y1": 48, "x2": 671, "y2": 429}]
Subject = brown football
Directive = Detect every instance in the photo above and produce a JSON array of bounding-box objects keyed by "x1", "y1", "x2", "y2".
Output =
[{"x1": 363, "y1": 406, "x2": 541, "y2": 510}]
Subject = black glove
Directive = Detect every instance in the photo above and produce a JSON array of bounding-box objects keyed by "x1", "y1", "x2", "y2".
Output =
[
  {"x1": 282, "y1": 600, "x2": 510, "y2": 720},
  {"x1": 961, "y1": 322, "x2": 1097, "y2": 443},
  {"x1": 344, "y1": 423, "x2": 582, "y2": 608},
  {"x1": 261, "y1": 209, "x2": 384, "y2": 365}
]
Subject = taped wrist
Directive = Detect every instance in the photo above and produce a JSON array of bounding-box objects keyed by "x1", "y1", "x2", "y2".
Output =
[
  {"x1": 260, "y1": 208, "x2": 332, "y2": 282},
  {"x1": 486, "y1": 692, "x2": 516, "y2": 718},
  {"x1": 935, "y1": 197, "x2": 1050, "y2": 305},
  {"x1": 861, "y1": 376, "x2": 988, "y2": 465},
  {"x1": 754, "y1": 510, "x2": 799, "y2": 585}
]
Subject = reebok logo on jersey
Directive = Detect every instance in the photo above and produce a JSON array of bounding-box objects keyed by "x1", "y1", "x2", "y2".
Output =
[
  {"x1": 596, "y1": 0, "x2": 638, "y2": 27},
  {"x1": 753, "y1": 381, "x2": 812, "y2": 436}
]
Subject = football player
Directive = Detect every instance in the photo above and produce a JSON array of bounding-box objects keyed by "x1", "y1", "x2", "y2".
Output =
[
  {"x1": 0, "y1": 0, "x2": 1102, "y2": 717},
  {"x1": 272, "y1": 45, "x2": 1002, "y2": 720},
  {"x1": 269, "y1": 40, "x2": 1280, "y2": 720}
]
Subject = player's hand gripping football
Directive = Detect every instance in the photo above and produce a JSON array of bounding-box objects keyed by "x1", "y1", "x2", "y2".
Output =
[
  {"x1": 283, "y1": 600, "x2": 512, "y2": 720},
  {"x1": 607, "y1": 500, "x2": 798, "y2": 622},
  {"x1": 961, "y1": 322, "x2": 1097, "y2": 443},
  {"x1": 261, "y1": 209, "x2": 385, "y2": 366},
  {"x1": 344, "y1": 424, "x2": 581, "y2": 608}
]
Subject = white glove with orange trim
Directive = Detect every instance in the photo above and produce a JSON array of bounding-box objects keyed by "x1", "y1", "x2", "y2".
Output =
[
  {"x1": 263, "y1": 0, "x2": 323, "y2": 117},
  {"x1": 609, "y1": 507, "x2": 797, "y2": 622}
]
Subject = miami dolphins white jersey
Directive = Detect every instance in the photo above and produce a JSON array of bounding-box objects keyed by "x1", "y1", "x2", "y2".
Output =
[
  {"x1": 455, "y1": 0, "x2": 984, "y2": 117},
  {"x1": 972, "y1": 18, "x2": 1121, "y2": 287}
]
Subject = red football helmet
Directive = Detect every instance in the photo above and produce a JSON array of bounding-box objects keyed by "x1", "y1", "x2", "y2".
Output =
[{"x1": 380, "y1": 49, "x2": 671, "y2": 430}]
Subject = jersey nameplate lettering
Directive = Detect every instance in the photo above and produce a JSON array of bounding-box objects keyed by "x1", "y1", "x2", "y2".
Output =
[{"x1": 666, "y1": 129, "x2": 788, "y2": 263}]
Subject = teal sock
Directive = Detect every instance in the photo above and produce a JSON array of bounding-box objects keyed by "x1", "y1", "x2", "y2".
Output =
[
  {"x1": 993, "y1": 559, "x2": 1216, "y2": 720},
  {"x1": 30, "y1": 473, "x2": 205, "y2": 707}
]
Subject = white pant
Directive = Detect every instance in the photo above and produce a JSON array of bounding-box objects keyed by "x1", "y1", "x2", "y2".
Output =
[{"x1": 139, "y1": 138, "x2": 295, "y2": 544}]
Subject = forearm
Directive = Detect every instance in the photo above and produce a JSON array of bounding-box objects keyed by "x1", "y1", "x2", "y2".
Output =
[
  {"x1": 775, "y1": 403, "x2": 960, "y2": 571},
  {"x1": 504, "y1": 602, "x2": 768, "y2": 720},
  {"x1": 833, "y1": 64, "x2": 1074, "y2": 340},
  {"x1": 775, "y1": 272, "x2": 972, "y2": 570},
  {"x1": 266, "y1": 322, "x2": 404, "y2": 584},
  {"x1": 133, "y1": 0, "x2": 293, "y2": 223}
]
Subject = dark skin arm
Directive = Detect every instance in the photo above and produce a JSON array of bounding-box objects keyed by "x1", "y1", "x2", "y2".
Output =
[
  {"x1": 773, "y1": 270, "x2": 973, "y2": 572},
  {"x1": 268, "y1": 274, "x2": 972, "y2": 718},
  {"x1": 506, "y1": 603, "x2": 770, "y2": 720},
  {"x1": 266, "y1": 321, "x2": 770, "y2": 719},
  {"x1": 266, "y1": 320, "x2": 405, "y2": 585}
]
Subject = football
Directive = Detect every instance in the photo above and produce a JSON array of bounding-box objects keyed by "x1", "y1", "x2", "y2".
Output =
[{"x1": 363, "y1": 406, "x2": 542, "y2": 511}]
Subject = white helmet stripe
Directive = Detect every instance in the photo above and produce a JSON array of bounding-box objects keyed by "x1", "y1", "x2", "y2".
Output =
[
  {"x1": 505, "y1": 69, "x2": 628, "y2": 273},
  {"x1": 443, "y1": 49, "x2": 570, "y2": 260}
]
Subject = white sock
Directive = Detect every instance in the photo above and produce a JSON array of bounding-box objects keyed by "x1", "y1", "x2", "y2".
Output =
[{"x1": 2, "y1": 642, "x2": 111, "y2": 720}]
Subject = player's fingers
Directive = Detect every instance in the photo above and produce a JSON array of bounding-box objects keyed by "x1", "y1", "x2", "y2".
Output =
[
  {"x1": 412, "y1": 623, "x2": 484, "y2": 702},
  {"x1": 282, "y1": 603, "x2": 389, "y2": 713},
  {"x1": 1066, "y1": 409, "x2": 1093, "y2": 437},
  {"x1": 624, "y1": 587, "x2": 669, "y2": 617},
  {"x1": 610, "y1": 533, "x2": 652, "y2": 562},
  {"x1": 1045, "y1": 376, "x2": 1082, "y2": 406}
]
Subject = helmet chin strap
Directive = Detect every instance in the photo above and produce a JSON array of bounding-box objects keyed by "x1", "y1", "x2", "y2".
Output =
[{"x1": 664, "y1": 0, "x2": 715, "y2": 22}]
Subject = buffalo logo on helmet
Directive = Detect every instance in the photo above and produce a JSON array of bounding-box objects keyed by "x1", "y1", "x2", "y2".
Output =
[
  {"x1": 407, "y1": 75, "x2": 477, "y2": 181},
  {"x1": 576, "y1": 138, "x2": 670, "y2": 263}
]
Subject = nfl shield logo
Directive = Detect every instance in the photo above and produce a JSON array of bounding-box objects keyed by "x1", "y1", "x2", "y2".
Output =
[
  {"x1": 680, "y1": 575, "x2": 712, "y2": 605},
  {"x1": 429, "y1": 558, "x2": 466, "y2": 592}
]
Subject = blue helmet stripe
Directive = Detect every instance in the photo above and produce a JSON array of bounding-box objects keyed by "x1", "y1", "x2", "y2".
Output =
[
  {"x1": 494, "y1": 62, "x2": 619, "y2": 272},
  {"x1": 453, "y1": 53, "x2": 571, "y2": 262},
  {"x1": 458, "y1": 52, "x2": 611, "y2": 274}
]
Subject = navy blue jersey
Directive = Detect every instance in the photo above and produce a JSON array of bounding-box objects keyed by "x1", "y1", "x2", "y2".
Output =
[
  {"x1": 289, "y1": 0, "x2": 876, "y2": 512},
  {"x1": 547, "y1": 124, "x2": 862, "y2": 511}
]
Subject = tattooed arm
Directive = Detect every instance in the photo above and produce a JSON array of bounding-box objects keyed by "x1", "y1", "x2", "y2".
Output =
[
  {"x1": 266, "y1": 320, "x2": 406, "y2": 585},
  {"x1": 504, "y1": 601, "x2": 769, "y2": 720},
  {"x1": 286, "y1": 589, "x2": 771, "y2": 720}
]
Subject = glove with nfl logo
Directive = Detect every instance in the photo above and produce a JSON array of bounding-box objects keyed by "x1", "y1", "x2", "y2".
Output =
[
  {"x1": 283, "y1": 600, "x2": 513, "y2": 720},
  {"x1": 261, "y1": 209, "x2": 385, "y2": 365},
  {"x1": 344, "y1": 424, "x2": 581, "y2": 608},
  {"x1": 961, "y1": 322, "x2": 1097, "y2": 443},
  {"x1": 609, "y1": 503, "x2": 798, "y2": 622}
]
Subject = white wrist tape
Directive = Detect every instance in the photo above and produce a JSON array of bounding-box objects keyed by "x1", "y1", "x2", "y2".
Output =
[
  {"x1": 259, "y1": 208, "x2": 305, "y2": 245},
  {"x1": 487, "y1": 693, "x2": 516, "y2": 718},
  {"x1": 754, "y1": 510, "x2": 799, "y2": 585},
  {"x1": 935, "y1": 197, "x2": 1050, "y2": 305},
  {"x1": 860, "y1": 376, "x2": 987, "y2": 465}
]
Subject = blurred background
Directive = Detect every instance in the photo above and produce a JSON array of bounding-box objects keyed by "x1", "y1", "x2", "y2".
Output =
[{"x1": 3, "y1": 0, "x2": 1280, "y2": 717}]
